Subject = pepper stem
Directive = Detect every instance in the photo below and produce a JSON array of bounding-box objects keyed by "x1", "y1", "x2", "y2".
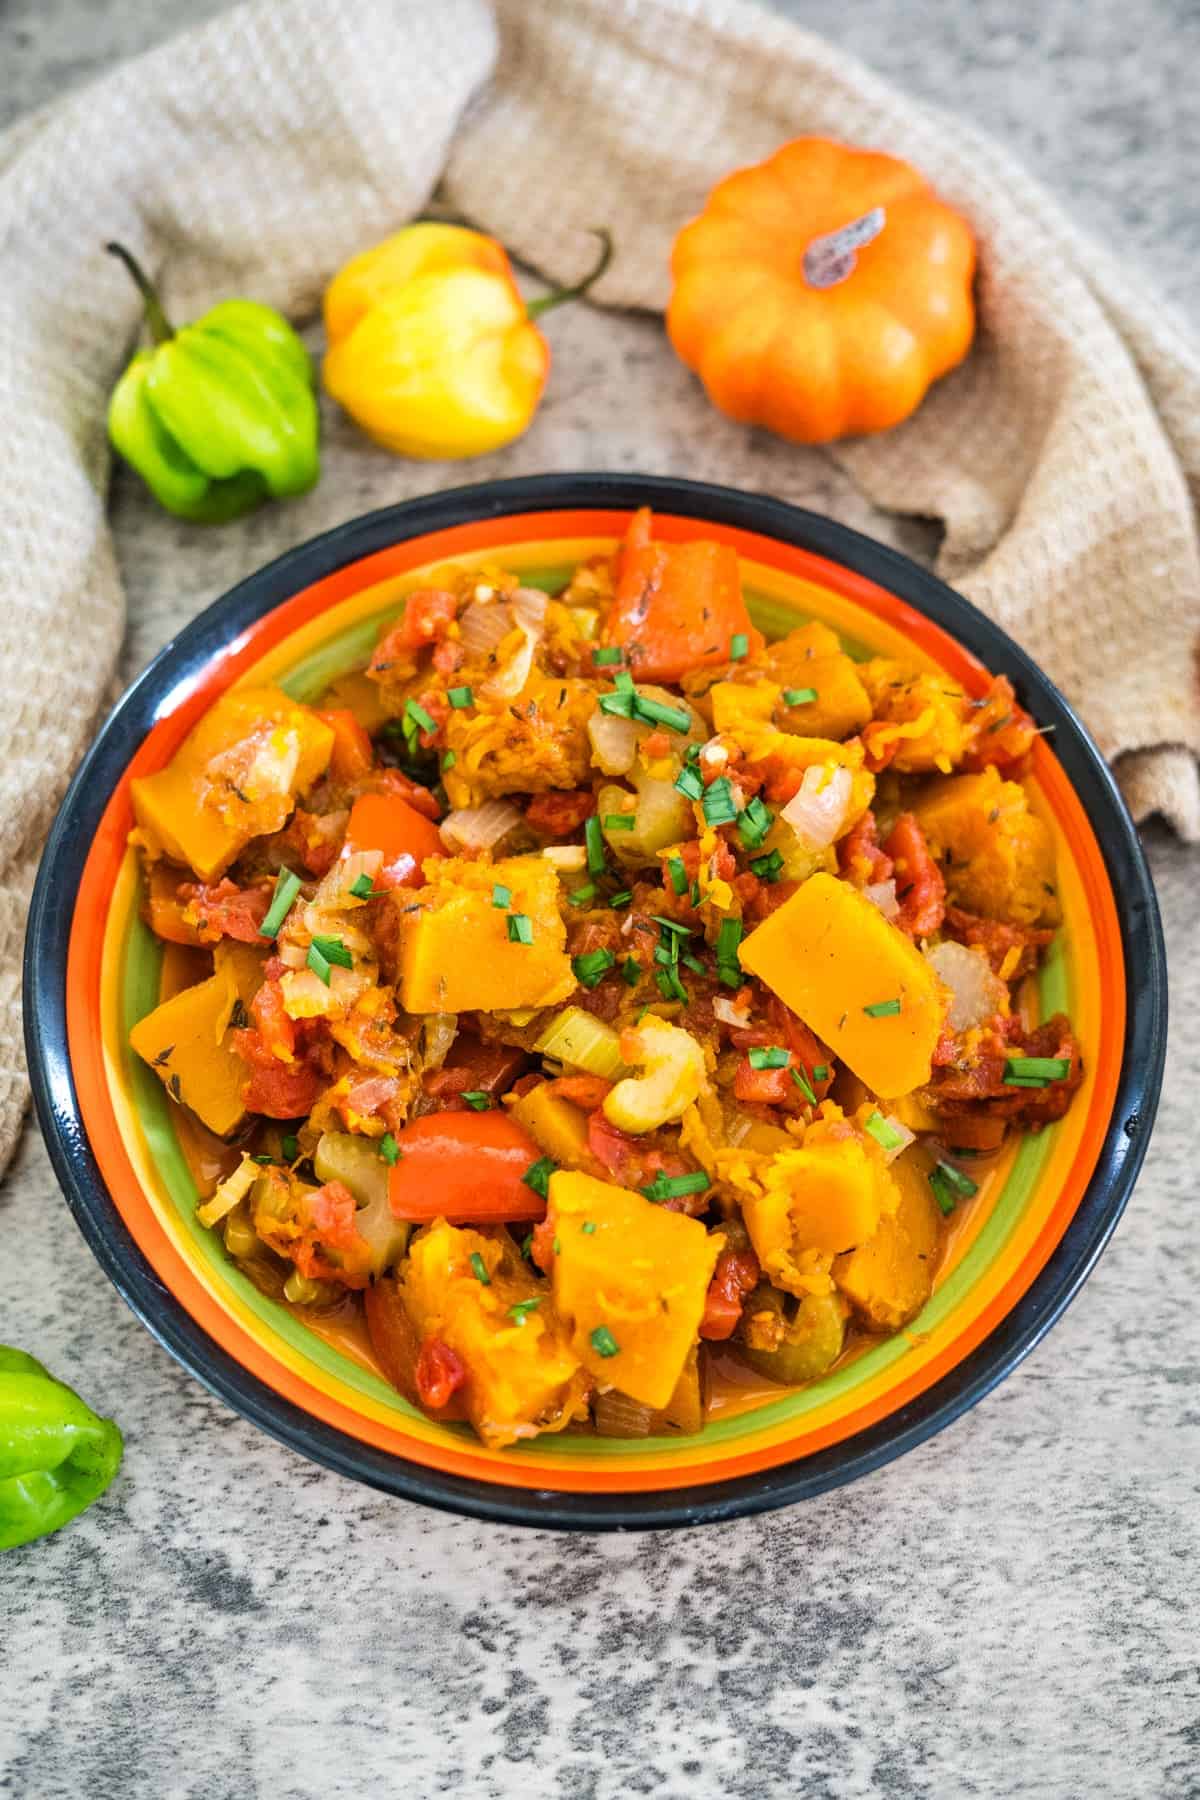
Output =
[
  {"x1": 525, "y1": 229, "x2": 614, "y2": 320},
  {"x1": 802, "y1": 208, "x2": 886, "y2": 290},
  {"x1": 105, "y1": 241, "x2": 175, "y2": 344}
]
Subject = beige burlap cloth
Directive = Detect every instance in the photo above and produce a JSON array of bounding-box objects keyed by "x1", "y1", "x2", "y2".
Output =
[{"x1": 2, "y1": 0, "x2": 1197, "y2": 1175}]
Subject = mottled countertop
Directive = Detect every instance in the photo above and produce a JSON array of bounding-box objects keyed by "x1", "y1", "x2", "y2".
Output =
[{"x1": 2, "y1": 3, "x2": 1198, "y2": 1796}]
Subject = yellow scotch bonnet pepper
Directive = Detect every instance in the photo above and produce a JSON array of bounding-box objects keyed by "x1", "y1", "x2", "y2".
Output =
[{"x1": 321, "y1": 223, "x2": 612, "y2": 460}]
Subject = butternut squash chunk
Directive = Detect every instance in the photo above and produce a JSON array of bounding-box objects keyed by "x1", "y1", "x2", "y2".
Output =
[
  {"x1": 400, "y1": 1222, "x2": 589, "y2": 1449},
  {"x1": 129, "y1": 962, "x2": 247, "y2": 1136},
  {"x1": 859, "y1": 660, "x2": 970, "y2": 773},
  {"x1": 396, "y1": 854, "x2": 574, "y2": 1014},
  {"x1": 910, "y1": 767, "x2": 1059, "y2": 927},
  {"x1": 508, "y1": 1083, "x2": 605, "y2": 1176},
  {"x1": 131, "y1": 686, "x2": 334, "y2": 881},
  {"x1": 832, "y1": 1146, "x2": 943, "y2": 1330},
  {"x1": 740, "y1": 1128, "x2": 901, "y2": 1294},
  {"x1": 739, "y1": 872, "x2": 948, "y2": 1098},
  {"x1": 548, "y1": 1170, "x2": 723, "y2": 1410},
  {"x1": 763, "y1": 621, "x2": 873, "y2": 742}
]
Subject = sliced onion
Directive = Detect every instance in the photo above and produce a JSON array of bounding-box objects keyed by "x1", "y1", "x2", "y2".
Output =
[
  {"x1": 864, "y1": 877, "x2": 900, "y2": 920},
  {"x1": 713, "y1": 995, "x2": 751, "y2": 1028},
  {"x1": 509, "y1": 586, "x2": 549, "y2": 630},
  {"x1": 588, "y1": 706, "x2": 640, "y2": 775},
  {"x1": 439, "y1": 799, "x2": 522, "y2": 852},
  {"x1": 780, "y1": 763, "x2": 853, "y2": 852},
  {"x1": 420, "y1": 1013, "x2": 458, "y2": 1070},
  {"x1": 477, "y1": 589, "x2": 548, "y2": 703},
  {"x1": 925, "y1": 940, "x2": 1006, "y2": 1031},
  {"x1": 458, "y1": 598, "x2": 513, "y2": 659}
]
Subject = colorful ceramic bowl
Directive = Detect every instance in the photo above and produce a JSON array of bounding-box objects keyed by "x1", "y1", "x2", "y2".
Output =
[{"x1": 24, "y1": 475, "x2": 1165, "y2": 1529}]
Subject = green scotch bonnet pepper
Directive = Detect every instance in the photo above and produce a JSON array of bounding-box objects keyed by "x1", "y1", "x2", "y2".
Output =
[
  {"x1": 105, "y1": 242, "x2": 320, "y2": 523},
  {"x1": 0, "y1": 1346, "x2": 123, "y2": 1551}
]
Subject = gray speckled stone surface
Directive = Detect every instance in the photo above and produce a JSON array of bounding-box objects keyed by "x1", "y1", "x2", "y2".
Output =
[{"x1": 2, "y1": 4, "x2": 1198, "y2": 1796}]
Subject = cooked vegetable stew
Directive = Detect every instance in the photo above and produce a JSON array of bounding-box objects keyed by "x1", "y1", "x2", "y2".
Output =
[{"x1": 128, "y1": 510, "x2": 1082, "y2": 1449}]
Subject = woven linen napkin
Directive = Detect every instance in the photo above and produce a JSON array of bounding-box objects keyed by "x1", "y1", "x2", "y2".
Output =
[{"x1": 1, "y1": 0, "x2": 1197, "y2": 1176}]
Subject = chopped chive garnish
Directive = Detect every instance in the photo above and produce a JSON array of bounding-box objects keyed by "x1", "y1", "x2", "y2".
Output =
[
  {"x1": 656, "y1": 966, "x2": 688, "y2": 1003},
  {"x1": 748, "y1": 1046, "x2": 789, "y2": 1069},
  {"x1": 492, "y1": 882, "x2": 512, "y2": 908},
  {"x1": 598, "y1": 690, "x2": 636, "y2": 719},
  {"x1": 251, "y1": 1154, "x2": 274, "y2": 1165},
  {"x1": 311, "y1": 934, "x2": 354, "y2": 970},
  {"x1": 470, "y1": 1251, "x2": 491, "y2": 1285},
  {"x1": 667, "y1": 856, "x2": 688, "y2": 896},
  {"x1": 462, "y1": 1090, "x2": 492, "y2": 1111},
  {"x1": 306, "y1": 943, "x2": 332, "y2": 985},
  {"x1": 864, "y1": 1111, "x2": 905, "y2": 1151},
  {"x1": 791, "y1": 1066, "x2": 817, "y2": 1105},
  {"x1": 736, "y1": 795, "x2": 772, "y2": 848},
  {"x1": 585, "y1": 815, "x2": 606, "y2": 874},
  {"x1": 378, "y1": 1133, "x2": 399, "y2": 1166},
  {"x1": 520, "y1": 1232, "x2": 534, "y2": 1258},
  {"x1": 447, "y1": 685, "x2": 474, "y2": 709},
  {"x1": 863, "y1": 998, "x2": 902, "y2": 1018},
  {"x1": 811, "y1": 1064, "x2": 829, "y2": 1081},
  {"x1": 589, "y1": 1324, "x2": 620, "y2": 1357},
  {"x1": 573, "y1": 948, "x2": 616, "y2": 988},
  {"x1": 282, "y1": 1134, "x2": 300, "y2": 1161},
  {"x1": 614, "y1": 671, "x2": 635, "y2": 693},
  {"x1": 729, "y1": 632, "x2": 749, "y2": 661},
  {"x1": 592, "y1": 646, "x2": 624, "y2": 666},
  {"x1": 674, "y1": 765, "x2": 704, "y2": 802},
  {"x1": 701, "y1": 777, "x2": 738, "y2": 827},
  {"x1": 441, "y1": 750, "x2": 457, "y2": 772},
  {"x1": 259, "y1": 867, "x2": 302, "y2": 939},
  {"x1": 1004, "y1": 1056, "x2": 1071, "y2": 1082},
  {"x1": 782, "y1": 686, "x2": 818, "y2": 707},
  {"x1": 651, "y1": 915, "x2": 692, "y2": 937},
  {"x1": 750, "y1": 848, "x2": 785, "y2": 882},
  {"x1": 621, "y1": 956, "x2": 641, "y2": 986},
  {"x1": 654, "y1": 943, "x2": 677, "y2": 968},
  {"x1": 349, "y1": 873, "x2": 383, "y2": 900},
  {"x1": 632, "y1": 694, "x2": 691, "y2": 733},
  {"x1": 508, "y1": 1298, "x2": 542, "y2": 1326},
  {"x1": 568, "y1": 882, "x2": 597, "y2": 908},
  {"x1": 603, "y1": 813, "x2": 636, "y2": 831},
  {"x1": 641, "y1": 1170, "x2": 710, "y2": 1203},
  {"x1": 609, "y1": 889, "x2": 633, "y2": 908},
  {"x1": 582, "y1": 1221, "x2": 596, "y2": 1235},
  {"x1": 1001, "y1": 1075, "x2": 1049, "y2": 1088},
  {"x1": 404, "y1": 698, "x2": 438, "y2": 736},
  {"x1": 523, "y1": 1156, "x2": 556, "y2": 1198},
  {"x1": 507, "y1": 913, "x2": 533, "y2": 944},
  {"x1": 929, "y1": 1160, "x2": 978, "y2": 1215},
  {"x1": 681, "y1": 952, "x2": 706, "y2": 975},
  {"x1": 716, "y1": 917, "x2": 743, "y2": 982},
  {"x1": 690, "y1": 879, "x2": 701, "y2": 906}
]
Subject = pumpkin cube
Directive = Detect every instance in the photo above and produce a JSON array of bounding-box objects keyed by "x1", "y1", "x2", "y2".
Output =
[
  {"x1": 910, "y1": 767, "x2": 1059, "y2": 927},
  {"x1": 548, "y1": 1170, "x2": 723, "y2": 1410},
  {"x1": 832, "y1": 1145, "x2": 943, "y2": 1330},
  {"x1": 739, "y1": 872, "x2": 948, "y2": 1098},
  {"x1": 129, "y1": 961, "x2": 247, "y2": 1136},
  {"x1": 131, "y1": 687, "x2": 334, "y2": 882},
  {"x1": 400, "y1": 1222, "x2": 589, "y2": 1449},
  {"x1": 764, "y1": 622, "x2": 873, "y2": 741},
  {"x1": 396, "y1": 853, "x2": 574, "y2": 1014},
  {"x1": 709, "y1": 681, "x2": 779, "y2": 734},
  {"x1": 742, "y1": 1129, "x2": 900, "y2": 1296}
]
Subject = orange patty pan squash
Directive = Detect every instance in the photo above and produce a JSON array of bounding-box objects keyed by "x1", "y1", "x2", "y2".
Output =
[{"x1": 667, "y1": 138, "x2": 976, "y2": 444}]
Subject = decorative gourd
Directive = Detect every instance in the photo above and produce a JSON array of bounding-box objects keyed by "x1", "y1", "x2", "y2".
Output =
[{"x1": 667, "y1": 137, "x2": 976, "y2": 444}]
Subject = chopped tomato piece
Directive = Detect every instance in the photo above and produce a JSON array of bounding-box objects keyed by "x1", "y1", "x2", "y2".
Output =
[
  {"x1": 700, "y1": 1245, "x2": 761, "y2": 1341},
  {"x1": 943, "y1": 905, "x2": 1054, "y2": 981},
  {"x1": 315, "y1": 708, "x2": 376, "y2": 783},
  {"x1": 964, "y1": 676, "x2": 1038, "y2": 771},
  {"x1": 174, "y1": 877, "x2": 272, "y2": 944},
  {"x1": 882, "y1": 812, "x2": 945, "y2": 938},
  {"x1": 838, "y1": 809, "x2": 894, "y2": 887},
  {"x1": 344, "y1": 791, "x2": 444, "y2": 889},
  {"x1": 602, "y1": 507, "x2": 763, "y2": 683},
  {"x1": 235, "y1": 1046, "x2": 326, "y2": 1119},
  {"x1": 524, "y1": 789, "x2": 596, "y2": 836},
  {"x1": 387, "y1": 1112, "x2": 546, "y2": 1223},
  {"x1": 250, "y1": 976, "x2": 296, "y2": 1061},
  {"x1": 586, "y1": 1111, "x2": 705, "y2": 1210},
  {"x1": 414, "y1": 1337, "x2": 468, "y2": 1411},
  {"x1": 361, "y1": 767, "x2": 442, "y2": 821},
  {"x1": 422, "y1": 1039, "x2": 531, "y2": 1110},
  {"x1": 545, "y1": 1074, "x2": 613, "y2": 1110},
  {"x1": 370, "y1": 590, "x2": 459, "y2": 671}
]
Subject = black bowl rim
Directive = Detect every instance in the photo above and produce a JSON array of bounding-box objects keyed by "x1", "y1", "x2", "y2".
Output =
[{"x1": 24, "y1": 472, "x2": 1166, "y2": 1531}]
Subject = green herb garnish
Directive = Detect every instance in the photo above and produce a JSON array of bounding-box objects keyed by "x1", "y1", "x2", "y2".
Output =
[
  {"x1": 589, "y1": 1324, "x2": 620, "y2": 1357},
  {"x1": 782, "y1": 686, "x2": 818, "y2": 707},
  {"x1": 568, "y1": 882, "x2": 597, "y2": 908},
  {"x1": 749, "y1": 848, "x2": 785, "y2": 882},
  {"x1": 573, "y1": 949, "x2": 616, "y2": 989},
  {"x1": 447, "y1": 685, "x2": 474, "y2": 709},
  {"x1": 585, "y1": 815, "x2": 606, "y2": 874},
  {"x1": 507, "y1": 913, "x2": 533, "y2": 944},
  {"x1": 790, "y1": 1067, "x2": 817, "y2": 1105},
  {"x1": 608, "y1": 890, "x2": 633, "y2": 909},
  {"x1": 603, "y1": 813, "x2": 636, "y2": 832},
  {"x1": 632, "y1": 694, "x2": 691, "y2": 733},
  {"x1": 864, "y1": 1111, "x2": 905, "y2": 1152},
  {"x1": 492, "y1": 882, "x2": 512, "y2": 908},
  {"x1": 674, "y1": 765, "x2": 704, "y2": 803},
  {"x1": 282, "y1": 1134, "x2": 300, "y2": 1161},
  {"x1": 523, "y1": 1156, "x2": 556, "y2": 1198},
  {"x1": 748, "y1": 1046, "x2": 789, "y2": 1069},
  {"x1": 378, "y1": 1133, "x2": 399, "y2": 1166},
  {"x1": 667, "y1": 857, "x2": 688, "y2": 896},
  {"x1": 736, "y1": 795, "x2": 772, "y2": 848},
  {"x1": 641, "y1": 1170, "x2": 710, "y2": 1202},
  {"x1": 701, "y1": 777, "x2": 738, "y2": 827},
  {"x1": 729, "y1": 632, "x2": 749, "y2": 661},
  {"x1": 470, "y1": 1251, "x2": 491, "y2": 1285},
  {"x1": 461, "y1": 1090, "x2": 492, "y2": 1111},
  {"x1": 621, "y1": 956, "x2": 641, "y2": 986},
  {"x1": 508, "y1": 1298, "x2": 542, "y2": 1327},
  {"x1": 863, "y1": 998, "x2": 902, "y2": 1018},
  {"x1": 259, "y1": 867, "x2": 302, "y2": 939},
  {"x1": 1004, "y1": 1056, "x2": 1071, "y2": 1083},
  {"x1": 592, "y1": 646, "x2": 624, "y2": 666}
]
